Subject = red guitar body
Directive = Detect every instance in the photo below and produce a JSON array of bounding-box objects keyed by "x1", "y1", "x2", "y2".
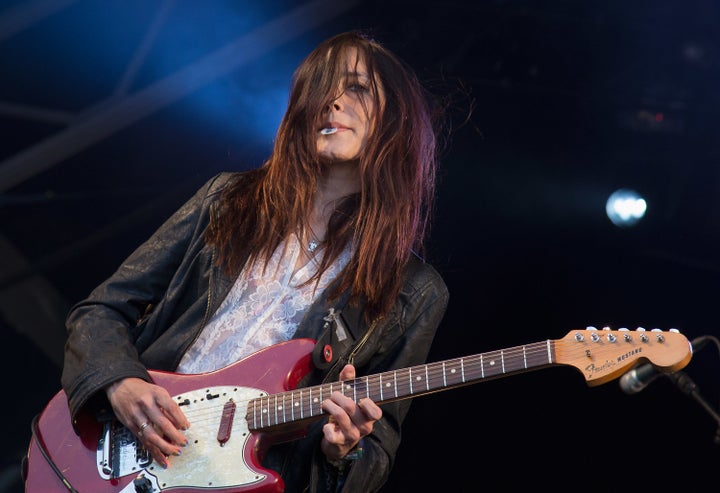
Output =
[{"x1": 24, "y1": 338, "x2": 317, "y2": 493}]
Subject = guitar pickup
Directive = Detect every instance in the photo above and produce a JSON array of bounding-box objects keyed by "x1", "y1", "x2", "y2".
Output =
[{"x1": 217, "y1": 399, "x2": 236, "y2": 446}]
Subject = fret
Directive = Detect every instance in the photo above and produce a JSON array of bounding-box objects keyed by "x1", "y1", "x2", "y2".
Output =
[
  {"x1": 304, "y1": 389, "x2": 310, "y2": 418},
  {"x1": 316, "y1": 385, "x2": 322, "y2": 415},
  {"x1": 284, "y1": 393, "x2": 290, "y2": 425},
  {"x1": 287, "y1": 392, "x2": 293, "y2": 423},
  {"x1": 482, "y1": 350, "x2": 505, "y2": 378},
  {"x1": 354, "y1": 376, "x2": 369, "y2": 400},
  {"x1": 251, "y1": 400, "x2": 257, "y2": 429},
  {"x1": 278, "y1": 392, "x2": 295, "y2": 423},
  {"x1": 286, "y1": 392, "x2": 293, "y2": 424},
  {"x1": 395, "y1": 368, "x2": 412, "y2": 397},
  {"x1": 428, "y1": 361, "x2": 442, "y2": 389},
  {"x1": 269, "y1": 395, "x2": 275, "y2": 426},
  {"x1": 462, "y1": 355, "x2": 478, "y2": 381},
  {"x1": 256, "y1": 397, "x2": 261, "y2": 428},
  {"x1": 273, "y1": 394, "x2": 279, "y2": 426},
  {"x1": 528, "y1": 341, "x2": 552, "y2": 367},
  {"x1": 448, "y1": 358, "x2": 465, "y2": 386},
  {"x1": 281, "y1": 392, "x2": 288, "y2": 425},
  {"x1": 261, "y1": 398, "x2": 266, "y2": 427},
  {"x1": 503, "y1": 348, "x2": 523, "y2": 373},
  {"x1": 366, "y1": 376, "x2": 375, "y2": 401},
  {"x1": 545, "y1": 340, "x2": 553, "y2": 363},
  {"x1": 260, "y1": 397, "x2": 267, "y2": 428},
  {"x1": 311, "y1": 387, "x2": 319, "y2": 416}
]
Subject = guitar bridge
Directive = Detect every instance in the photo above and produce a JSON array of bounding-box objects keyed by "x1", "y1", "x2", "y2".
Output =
[{"x1": 97, "y1": 419, "x2": 152, "y2": 479}]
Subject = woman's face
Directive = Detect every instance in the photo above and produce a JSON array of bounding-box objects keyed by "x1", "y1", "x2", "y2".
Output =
[{"x1": 316, "y1": 48, "x2": 383, "y2": 163}]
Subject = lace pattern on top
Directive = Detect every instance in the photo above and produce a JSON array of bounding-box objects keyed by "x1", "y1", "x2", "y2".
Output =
[{"x1": 176, "y1": 234, "x2": 350, "y2": 374}]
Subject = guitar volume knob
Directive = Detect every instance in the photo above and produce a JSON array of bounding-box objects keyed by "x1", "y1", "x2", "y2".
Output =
[{"x1": 133, "y1": 476, "x2": 153, "y2": 493}]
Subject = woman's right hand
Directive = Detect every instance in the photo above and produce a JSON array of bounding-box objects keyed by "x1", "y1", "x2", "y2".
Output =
[{"x1": 106, "y1": 377, "x2": 190, "y2": 468}]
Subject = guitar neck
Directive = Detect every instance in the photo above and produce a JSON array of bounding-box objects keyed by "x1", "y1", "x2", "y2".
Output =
[{"x1": 246, "y1": 339, "x2": 555, "y2": 431}]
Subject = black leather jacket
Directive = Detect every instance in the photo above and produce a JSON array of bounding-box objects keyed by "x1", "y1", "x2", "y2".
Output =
[{"x1": 61, "y1": 172, "x2": 449, "y2": 493}]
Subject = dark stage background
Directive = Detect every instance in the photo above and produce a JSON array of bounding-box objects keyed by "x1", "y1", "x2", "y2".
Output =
[{"x1": 2, "y1": 1, "x2": 720, "y2": 491}]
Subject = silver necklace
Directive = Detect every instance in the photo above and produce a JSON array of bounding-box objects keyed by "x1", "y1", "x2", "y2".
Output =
[{"x1": 307, "y1": 225, "x2": 324, "y2": 254}]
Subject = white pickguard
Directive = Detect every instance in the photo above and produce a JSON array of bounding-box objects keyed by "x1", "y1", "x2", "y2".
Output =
[{"x1": 109, "y1": 385, "x2": 267, "y2": 492}]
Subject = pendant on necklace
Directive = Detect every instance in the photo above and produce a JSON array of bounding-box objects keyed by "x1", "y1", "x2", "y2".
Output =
[{"x1": 308, "y1": 241, "x2": 319, "y2": 253}]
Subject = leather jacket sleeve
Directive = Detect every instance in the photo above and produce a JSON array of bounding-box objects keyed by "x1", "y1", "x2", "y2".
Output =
[{"x1": 61, "y1": 173, "x2": 232, "y2": 421}]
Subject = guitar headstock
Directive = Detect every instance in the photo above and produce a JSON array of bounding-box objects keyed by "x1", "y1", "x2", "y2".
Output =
[{"x1": 555, "y1": 327, "x2": 692, "y2": 386}]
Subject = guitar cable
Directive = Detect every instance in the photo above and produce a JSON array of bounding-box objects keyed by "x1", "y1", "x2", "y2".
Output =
[
  {"x1": 676, "y1": 335, "x2": 720, "y2": 446},
  {"x1": 28, "y1": 413, "x2": 80, "y2": 492}
]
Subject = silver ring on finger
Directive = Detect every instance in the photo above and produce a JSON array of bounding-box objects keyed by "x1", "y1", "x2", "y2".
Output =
[{"x1": 138, "y1": 421, "x2": 151, "y2": 437}]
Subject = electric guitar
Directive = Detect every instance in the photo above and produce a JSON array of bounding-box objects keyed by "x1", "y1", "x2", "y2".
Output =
[{"x1": 24, "y1": 327, "x2": 692, "y2": 493}]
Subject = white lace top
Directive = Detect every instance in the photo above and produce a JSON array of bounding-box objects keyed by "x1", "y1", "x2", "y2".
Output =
[{"x1": 176, "y1": 234, "x2": 350, "y2": 374}]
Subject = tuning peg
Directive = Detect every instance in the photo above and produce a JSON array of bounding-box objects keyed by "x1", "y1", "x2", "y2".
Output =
[
  {"x1": 617, "y1": 327, "x2": 632, "y2": 341},
  {"x1": 649, "y1": 328, "x2": 668, "y2": 342}
]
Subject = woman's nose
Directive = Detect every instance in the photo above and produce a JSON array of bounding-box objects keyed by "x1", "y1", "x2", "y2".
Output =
[{"x1": 328, "y1": 94, "x2": 343, "y2": 111}]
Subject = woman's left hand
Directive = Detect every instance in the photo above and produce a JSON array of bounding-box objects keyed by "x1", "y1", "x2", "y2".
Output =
[{"x1": 320, "y1": 364, "x2": 382, "y2": 461}]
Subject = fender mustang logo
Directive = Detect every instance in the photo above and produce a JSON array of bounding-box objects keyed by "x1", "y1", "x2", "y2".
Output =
[{"x1": 584, "y1": 347, "x2": 643, "y2": 375}]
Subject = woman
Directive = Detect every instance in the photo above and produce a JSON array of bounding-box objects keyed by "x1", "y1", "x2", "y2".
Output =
[{"x1": 61, "y1": 30, "x2": 449, "y2": 492}]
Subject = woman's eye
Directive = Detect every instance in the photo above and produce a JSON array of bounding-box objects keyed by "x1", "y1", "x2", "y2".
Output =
[{"x1": 348, "y1": 83, "x2": 368, "y2": 93}]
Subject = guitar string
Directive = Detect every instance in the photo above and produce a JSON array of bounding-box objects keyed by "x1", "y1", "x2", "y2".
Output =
[{"x1": 164, "y1": 334, "x2": 671, "y2": 431}]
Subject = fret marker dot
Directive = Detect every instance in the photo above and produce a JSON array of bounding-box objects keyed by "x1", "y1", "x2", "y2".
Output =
[
  {"x1": 450, "y1": 369, "x2": 457, "y2": 374},
  {"x1": 294, "y1": 402, "x2": 300, "y2": 407},
  {"x1": 277, "y1": 405, "x2": 283, "y2": 411},
  {"x1": 489, "y1": 360, "x2": 496, "y2": 366}
]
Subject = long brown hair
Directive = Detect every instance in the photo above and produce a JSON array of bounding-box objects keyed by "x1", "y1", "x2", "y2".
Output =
[{"x1": 206, "y1": 31, "x2": 443, "y2": 322}]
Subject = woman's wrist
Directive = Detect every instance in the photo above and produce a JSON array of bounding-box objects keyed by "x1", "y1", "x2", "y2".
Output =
[{"x1": 326, "y1": 438, "x2": 364, "y2": 470}]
